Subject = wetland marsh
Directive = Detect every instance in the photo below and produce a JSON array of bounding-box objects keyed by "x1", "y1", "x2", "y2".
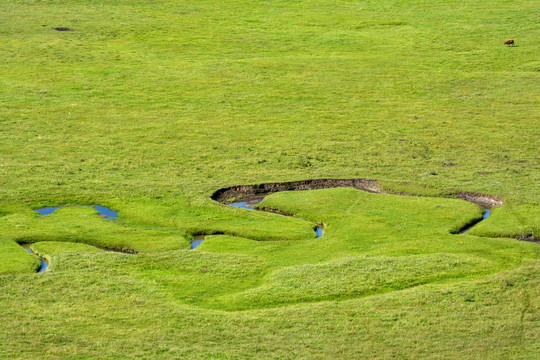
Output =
[{"x1": 0, "y1": 0, "x2": 538, "y2": 358}]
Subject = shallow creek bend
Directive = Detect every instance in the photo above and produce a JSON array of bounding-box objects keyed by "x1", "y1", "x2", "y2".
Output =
[
  {"x1": 17, "y1": 181, "x2": 533, "y2": 266},
  {"x1": 193, "y1": 179, "x2": 509, "y2": 249},
  {"x1": 22, "y1": 244, "x2": 49, "y2": 273},
  {"x1": 19, "y1": 205, "x2": 130, "y2": 272},
  {"x1": 191, "y1": 196, "x2": 324, "y2": 249}
]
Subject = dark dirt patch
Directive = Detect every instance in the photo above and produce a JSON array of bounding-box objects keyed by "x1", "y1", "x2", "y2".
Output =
[
  {"x1": 95, "y1": 245, "x2": 137, "y2": 254},
  {"x1": 211, "y1": 178, "x2": 383, "y2": 203},
  {"x1": 212, "y1": 178, "x2": 504, "y2": 210},
  {"x1": 452, "y1": 191, "x2": 504, "y2": 209},
  {"x1": 53, "y1": 27, "x2": 72, "y2": 32},
  {"x1": 516, "y1": 234, "x2": 540, "y2": 244}
]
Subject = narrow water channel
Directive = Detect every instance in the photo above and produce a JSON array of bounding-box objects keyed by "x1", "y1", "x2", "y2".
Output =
[
  {"x1": 459, "y1": 208, "x2": 491, "y2": 235},
  {"x1": 21, "y1": 206, "x2": 129, "y2": 273},
  {"x1": 192, "y1": 198, "x2": 493, "y2": 248},
  {"x1": 191, "y1": 196, "x2": 323, "y2": 249},
  {"x1": 22, "y1": 244, "x2": 48, "y2": 273}
]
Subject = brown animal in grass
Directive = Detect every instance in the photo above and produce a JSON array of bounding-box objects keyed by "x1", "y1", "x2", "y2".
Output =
[{"x1": 505, "y1": 40, "x2": 515, "y2": 46}]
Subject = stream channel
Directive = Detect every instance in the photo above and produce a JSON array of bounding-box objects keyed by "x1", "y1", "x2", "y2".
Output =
[
  {"x1": 22, "y1": 244, "x2": 49, "y2": 273},
  {"x1": 192, "y1": 196, "x2": 323, "y2": 249},
  {"x1": 458, "y1": 208, "x2": 491, "y2": 235},
  {"x1": 22, "y1": 199, "x2": 494, "y2": 266},
  {"x1": 192, "y1": 197, "x2": 492, "y2": 249},
  {"x1": 21, "y1": 205, "x2": 119, "y2": 272}
]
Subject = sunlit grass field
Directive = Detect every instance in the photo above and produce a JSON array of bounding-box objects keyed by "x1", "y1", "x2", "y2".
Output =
[{"x1": 1, "y1": 0, "x2": 539, "y2": 358}]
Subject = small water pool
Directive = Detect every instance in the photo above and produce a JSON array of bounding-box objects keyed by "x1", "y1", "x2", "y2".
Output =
[
  {"x1": 227, "y1": 197, "x2": 264, "y2": 211},
  {"x1": 191, "y1": 235, "x2": 206, "y2": 249},
  {"x1": 34, "y1": 205, "x2": 118, "y2": 220},
  {"x1": 93, "y1": 205, "x2": 118, "y2": 220}
]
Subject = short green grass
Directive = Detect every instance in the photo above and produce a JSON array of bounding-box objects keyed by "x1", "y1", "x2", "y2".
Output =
[{"x1": 1, "y1": 0, "x2": 539, "y2": 358}]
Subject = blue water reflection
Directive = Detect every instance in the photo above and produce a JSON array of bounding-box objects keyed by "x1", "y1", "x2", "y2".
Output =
[
  {"x1": 191, "y1": 239, "x2": 205, "y2": 249},
  {"x1": 34, "y1": 205, "x2": 117, "y2": 220},
  {"x1": 94, "y1": 205, "x2": 118, "y2": 219},
  {"x1": 459, "y1": 208, "x2": 491, "y2": 235},
  {"x1": 22, "y1": 245, "x2": 48, "y2": 273},
  {"x1": 34, "y1": 207, "x2": 63, "y2": 215}
]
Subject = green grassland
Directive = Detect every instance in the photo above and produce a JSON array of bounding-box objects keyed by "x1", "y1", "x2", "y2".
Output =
[{"x1": 1, "y1": 0, "x2": 539, "y2": 358}]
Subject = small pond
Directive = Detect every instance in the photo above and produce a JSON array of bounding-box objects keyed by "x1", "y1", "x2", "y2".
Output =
[{"x1": 191, "y1": 235, "x2": 206, "y2": 249}]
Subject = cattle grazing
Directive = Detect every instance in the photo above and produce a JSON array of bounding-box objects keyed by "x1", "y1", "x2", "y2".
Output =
[{"x1": 505, "y1": 40, "x2": 515, "y2": 46}]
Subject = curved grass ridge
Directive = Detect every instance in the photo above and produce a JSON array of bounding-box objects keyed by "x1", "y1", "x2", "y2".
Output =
[{"x1": 213, "y1": 254, "x2": 494, "y2": 310}]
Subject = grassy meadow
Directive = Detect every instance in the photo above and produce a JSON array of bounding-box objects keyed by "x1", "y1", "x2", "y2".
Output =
[{"x1": 0, "y1": 0, "x2": 539, "y2": 358}]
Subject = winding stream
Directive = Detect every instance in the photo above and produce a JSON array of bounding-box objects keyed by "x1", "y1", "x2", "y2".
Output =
[
  {"x1": 20, "y1": 182, "x2": 527, "y2": 262},
  {"x1": 459, "y1": 208, "x2": 491, "y2": 235},
  {"x1": 193, "y1": 187, "x2": 498, "y2": 249},
  {"x1": 21, "y1": 205, "x2": 122, "y2": 272},
  {"x1": 191, "y1": 196, "x2": 323, "y2": 249},
  {"x1": 22, "y1": 244, "x2": 49, "y2": 273}
]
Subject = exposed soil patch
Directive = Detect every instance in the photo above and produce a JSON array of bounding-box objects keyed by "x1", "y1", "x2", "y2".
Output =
[
  {"x1": 211, "y1": 178, "x2": 504, "y2": 209},
  {"x1": 516, "y1": 234, "x2": 540, "y2": 244},
  {"x1": 212, "y1": 178, "x2": 383, "y2": 203},
  {"x1": 94, "y1": 245, "x2": 137, "y2": 254},
  {"x1": 255, "y1": 206, "x2": 297, "y2": 218},
  {"x1": 53, "y1": 27, "x2": 72, "y2": 31},
  {"x1": 452, "y1": 192, "x2": 504, "y2": 209}
]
